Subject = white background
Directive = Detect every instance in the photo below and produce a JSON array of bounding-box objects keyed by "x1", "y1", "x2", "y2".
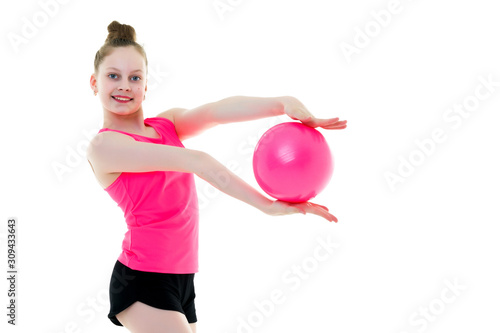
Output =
[{"x1": 1, "y1": 0, "x2": 499, "y2": 332}]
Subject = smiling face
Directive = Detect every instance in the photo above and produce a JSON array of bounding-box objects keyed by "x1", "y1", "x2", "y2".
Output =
[{"x1": 91, "y1": 46, "x2": 147, "y2": 116}]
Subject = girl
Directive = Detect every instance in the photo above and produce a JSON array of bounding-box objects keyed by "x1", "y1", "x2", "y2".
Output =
[{"x1": 87, "y1": 21, "x2": 347, "y2": 333}]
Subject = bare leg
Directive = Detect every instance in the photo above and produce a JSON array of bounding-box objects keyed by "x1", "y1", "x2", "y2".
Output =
[
  {"x1": 190, "y1": 323, "x2": 197, "y2": 333},
  {"x1": 116, "y1": 301, "x2": 194, "y2": 333}
]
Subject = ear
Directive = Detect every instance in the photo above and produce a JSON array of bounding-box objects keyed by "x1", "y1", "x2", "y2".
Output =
[{"x1": 90, "y1": 73, "x2": 98, "y2": 93}]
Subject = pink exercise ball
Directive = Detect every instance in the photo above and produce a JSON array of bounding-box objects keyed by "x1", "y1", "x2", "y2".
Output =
[{"x1": 253, "y1": 122, "x2": 334, "y2": 203}]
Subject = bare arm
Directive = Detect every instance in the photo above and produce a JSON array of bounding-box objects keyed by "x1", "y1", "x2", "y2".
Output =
[
  {"x1": 159, "y1": 96, "x2": 347, "y2": 140},
  {"x1": 159, "y1": 96, "x2": 286, "y2": 141},
  {"x1": 87, "y1": 131, "x2": 336, "y2": 221},
  {"x1": 207, "y1": 96, "x2": 286, "y2": 123},
  {"x1": 198, "y1": 153, "x2": 337, "y2": 221}
]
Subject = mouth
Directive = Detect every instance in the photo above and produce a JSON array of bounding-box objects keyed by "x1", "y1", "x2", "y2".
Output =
[{"x1": 112, "y1": 96, "x2": 134, "y2": 103}]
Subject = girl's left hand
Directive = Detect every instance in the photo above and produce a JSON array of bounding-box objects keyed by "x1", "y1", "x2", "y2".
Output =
[
  {"x1": 283, "y1": 96, "x2": 347, "y2": 130},
  {"x1": 264, "y1": 200, "x2": 338, "y2": 222}
]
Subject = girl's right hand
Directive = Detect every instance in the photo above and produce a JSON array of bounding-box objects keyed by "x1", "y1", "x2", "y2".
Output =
[{"x1": 263, "y1": 200, "x2": 338, "y2": 222}]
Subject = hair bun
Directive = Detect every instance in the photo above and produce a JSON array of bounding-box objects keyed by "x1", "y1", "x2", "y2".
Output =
[{"x1": 105, "y1": 20, "x2": 136, "y2": 43}]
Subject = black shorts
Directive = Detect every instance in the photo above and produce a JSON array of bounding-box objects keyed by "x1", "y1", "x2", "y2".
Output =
[{"x1": 108, "y1": 260, "x2": 197, "y2": 325}]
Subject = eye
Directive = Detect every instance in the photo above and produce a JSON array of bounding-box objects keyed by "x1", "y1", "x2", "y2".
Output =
[
  {"x1": 108, "y1": 73, "x2": 118, "y2": 79},
  {"x1": 131, "y1": 76, "x2": 141, "y2": 82}
]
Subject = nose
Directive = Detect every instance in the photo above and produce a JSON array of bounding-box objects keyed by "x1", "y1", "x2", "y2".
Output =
[{"x1": 118, "y1": 80, "x2": 131, "y2": 91}]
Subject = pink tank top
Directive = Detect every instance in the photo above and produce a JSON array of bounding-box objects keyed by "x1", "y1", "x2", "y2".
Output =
[{"x1": 99, "y1": 117, "x2": 199, "y2": 274}]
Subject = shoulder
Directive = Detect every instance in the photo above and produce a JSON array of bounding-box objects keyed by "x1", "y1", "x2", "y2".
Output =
[
  {"x1": 87, "y1": 131, "x2": 134, "y2": 160},
  {"x1": 156, "y1": 108, "x2": 187, "y2": 123},
  {"x1": 86, "y1": 131, "x2": 135, "y2": 184}
]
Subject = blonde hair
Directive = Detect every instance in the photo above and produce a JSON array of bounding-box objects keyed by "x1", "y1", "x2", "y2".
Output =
[{"x1": 93, "y1": 21, "x2": 148, "y2": 73}]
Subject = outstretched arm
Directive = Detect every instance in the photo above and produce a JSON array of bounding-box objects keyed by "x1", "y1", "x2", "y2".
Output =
[
  {"x1": 198, "y1": 152, "x2": 337, "y2": 222},
  {"x1": 158, "y1": 96, "x2": 347, "y2": 140},
  {"x1": 87, "y1": 131, "x2": 337, "y2": 222}
]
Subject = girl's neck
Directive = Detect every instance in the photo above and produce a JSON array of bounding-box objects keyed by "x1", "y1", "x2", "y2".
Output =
[{"x1": 102, "y1": 107, "x2": 147, "y2": 133}]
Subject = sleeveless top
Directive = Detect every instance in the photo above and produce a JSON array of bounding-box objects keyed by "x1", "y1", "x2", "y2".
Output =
[{"x1": 98, "y1": 117, "x2": 199, "y2": 274}]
